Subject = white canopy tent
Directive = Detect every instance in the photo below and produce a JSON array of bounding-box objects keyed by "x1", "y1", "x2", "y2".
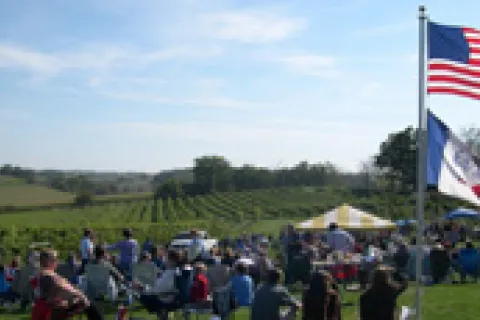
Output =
[{"x1": 296, "y1": 204, "x2": 396, "y2": 230}]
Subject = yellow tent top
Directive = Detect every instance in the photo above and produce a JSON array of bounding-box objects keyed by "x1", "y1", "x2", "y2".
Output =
[{"x1": 296, "y1": 204, "x2": 396, "y2": 230}]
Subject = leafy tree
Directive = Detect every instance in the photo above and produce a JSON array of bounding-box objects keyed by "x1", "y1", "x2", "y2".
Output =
[
  {"x1": 461, "y1": 126, "x2": 480, "y2": 164},
  {"x1": 154, "y1": 179, "x2": 184, "y2": 200},
  {"x1": 193, "y1": 156, "x2": 233, "y2": 193},
  {"x1": 375, "y1": 127, "x2": 417, "y2": 192},
  {"x1": 74, "y1": 191, "x2": 93, "y2": 207}
]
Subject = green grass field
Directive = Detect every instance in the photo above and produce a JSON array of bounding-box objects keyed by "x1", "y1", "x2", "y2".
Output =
[
  {"x1": 0, "y1": 285, "x2": 479, "y2": 319},
  {"x1": 0, "y1": 177, "x2": 74, "y2": 207}
]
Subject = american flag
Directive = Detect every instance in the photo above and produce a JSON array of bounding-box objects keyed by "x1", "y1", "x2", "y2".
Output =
[{"x1": 428, "y1": 22, "x2": 480, "y2": 100}]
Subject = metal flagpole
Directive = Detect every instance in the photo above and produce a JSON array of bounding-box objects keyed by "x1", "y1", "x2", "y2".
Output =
[{"x1": 415, "y1": 5, "x2": 428, "y2": 320}]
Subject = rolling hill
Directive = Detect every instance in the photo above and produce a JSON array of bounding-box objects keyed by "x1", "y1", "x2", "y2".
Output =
[{"x1": 0, "y1": 176, "x2": 74, "y2": 207}]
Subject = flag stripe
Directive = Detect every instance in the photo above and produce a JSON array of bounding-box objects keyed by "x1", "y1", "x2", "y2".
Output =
[
  {"x1": 429, "y1": 61, "x2": 480, "y2": 78},
  {"x1": 429, "y1": 75, "x2": 480, "y2": 89},
  {"x1": 428, "y1": 86, "x2": 480, "y2": 100}
]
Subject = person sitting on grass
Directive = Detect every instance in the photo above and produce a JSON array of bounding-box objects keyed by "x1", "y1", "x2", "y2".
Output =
[
  {"x1": 359, "y1": 265, "x2": 408, "y2": 320},
  {"x1": 251, "y1": 268, "x2": 301, "y2": 320},
  {"x1": 230, "y1": 262, "x2": 254, "y2": 307},
  {"x1": 37, "y1": 249, "x2": 104, "y2": 320},
  {"x1": 303, "y1": 270, "x2": 341, "y2": 320}
]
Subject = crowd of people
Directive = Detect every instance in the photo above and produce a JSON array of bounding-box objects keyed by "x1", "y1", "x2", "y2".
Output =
[{"x1": 0, "y1": 220, "x2": 478, "y2": 320}]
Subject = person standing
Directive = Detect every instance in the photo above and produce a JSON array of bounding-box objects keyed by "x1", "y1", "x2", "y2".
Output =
[
  {"x1": 80, "y1": 229, "x2": 94, "y2": 273},
  {"x1": 109, "y1": 228, "x2": 139, "y2": 278},
  {"x1": 325, "y1": 223, "x2": 355, "y2": 253},
  {"x1": 359, "y1": 266, "x2": 408, "y2": 320},
  {"x1": 188, "y1": 230, "x2": 206, "y2": 262}
]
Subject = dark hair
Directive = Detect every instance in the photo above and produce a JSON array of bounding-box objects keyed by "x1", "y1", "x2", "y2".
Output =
[
  {"x1": 466, "y1": 241, "x2": 474, "y2": 249},
  {"x1": 123, "y1": 228, "x2": 132, "y2": 238},
  {"x1": 39, "y1": 249, "x2": 57, "y2": 267},
  {"x1": 267, "y1": 268, "x2": 281, "y2": 284},
  {"x1": 328, "y1": 223, "x2": 338, "y2": 231},
  {"x1": 141, "y1": 251, "x2": 151, "y2": 261},
  {"x1": 236, "y1": 263, "x2": 247, "y2": 274},
  {"x1": 94, "y1": 245, "x2": 106, "y2": 259},
  {"x1": 84, "y1": 229, "x2": 92, "y2": 237},
  {"x1": 304, "y1": 271, "x2": 331, "y2": 318},
  {"x1": 167, "y1": 250, "x2": 181, "y2": 265}
]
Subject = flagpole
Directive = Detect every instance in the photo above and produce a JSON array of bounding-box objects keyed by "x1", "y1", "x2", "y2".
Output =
[{"x1": 415, "y1": 5, "x2": 427, "y2": 320}]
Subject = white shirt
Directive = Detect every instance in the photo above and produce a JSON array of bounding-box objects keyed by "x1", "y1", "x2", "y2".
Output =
[
  {"x1": 325, "y1": 229, "x2": 355, "y2": 252},
  {"x1": 80, "y1": 237, "x2": 93, "y2": 260}
]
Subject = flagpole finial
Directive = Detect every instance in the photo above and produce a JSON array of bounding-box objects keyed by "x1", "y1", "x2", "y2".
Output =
[{"x1": 419, "y1": 5, "x2": 426, "y2": 19}]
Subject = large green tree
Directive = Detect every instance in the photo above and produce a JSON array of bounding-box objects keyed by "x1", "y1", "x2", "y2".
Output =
[
  {"x1": 375, "y1": 126, "x2": 417, "y2": 192},
  {"x1": 193, "y1": 156, "x2": 233, "y2": 193},
  {"x1": 154, "y1": 179, "x2": 184, "y2": 200},
  {"x1": 461, "y1": 126, "x2": 480, "y2": 165}
]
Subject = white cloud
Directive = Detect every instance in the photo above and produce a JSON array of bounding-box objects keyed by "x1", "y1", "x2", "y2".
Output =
[
  {"x1": 0, "y1": 43, "x2": 222, "y2": 77},
  {"x1": 199, "y1": 10, "x2": 306, "y2": 43},
  {"x1": 267, "y1": 53, "x2": 339, "y2": 77},
  {"x1": 0, "y1": 44, "x2": 59, "y2": 74}
]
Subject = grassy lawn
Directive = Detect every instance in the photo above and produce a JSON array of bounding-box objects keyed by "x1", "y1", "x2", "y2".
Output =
[
  {"x1": 1, "y1": 284, "x2": 479, "y2": 319},
  {"x1": 0, "y1": 177, "x2": 74, "y2": 207}
]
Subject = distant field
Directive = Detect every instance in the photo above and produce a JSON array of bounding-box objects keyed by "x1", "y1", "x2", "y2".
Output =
[{"x1": 0, "y1": 176, "x2": 74, "y2": 207}]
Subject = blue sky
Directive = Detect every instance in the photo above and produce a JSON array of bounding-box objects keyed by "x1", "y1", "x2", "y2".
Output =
[{"x1": 2, "y1": 0, "x2": 480, "y2": 173}]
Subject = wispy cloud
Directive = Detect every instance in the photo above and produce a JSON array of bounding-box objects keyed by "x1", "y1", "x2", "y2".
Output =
[
  {"x1": 0, "y1": 43, "x2": 222, "y2": 77},
  {"x1": 199, "y1": 10, "x2": 306, "y2": 43},
  {"x1": 88, "y1": 76, "x2": 168, "y2": 88},
  {"x1": 266, "y1": 53, "x2": 339, "y2": 77},
  {"x1": 103, "y1": 91, "x2": 267, "y2": 109}
]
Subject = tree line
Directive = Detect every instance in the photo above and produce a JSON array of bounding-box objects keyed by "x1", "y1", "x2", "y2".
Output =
[
  {"x1": 154, "y1": 157, "x2": 356, "y2": 199},
  {"x1": 3, "y1": 123, "x2": 480, "y2": 204}
]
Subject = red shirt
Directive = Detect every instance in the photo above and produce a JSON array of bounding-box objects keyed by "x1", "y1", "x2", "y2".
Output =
[{"x1": 189, "y1": 273, "x2": 208, "y2": 303}]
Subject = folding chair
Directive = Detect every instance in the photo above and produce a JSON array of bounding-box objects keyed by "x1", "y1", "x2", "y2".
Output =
[{"x1": 132, "y1": 263, "x2": 159, "y2": 289}]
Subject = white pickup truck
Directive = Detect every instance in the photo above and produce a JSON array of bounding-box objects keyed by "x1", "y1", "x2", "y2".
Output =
[{"x1": 168, "y1": 230, "x2": 218, "y2": 253}]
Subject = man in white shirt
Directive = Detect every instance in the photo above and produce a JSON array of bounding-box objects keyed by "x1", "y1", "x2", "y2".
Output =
[
  {"x1": 188, "y1": 229, "x2": 206, "y2": 262},
  {"x1": 79, "y1": 229, "x2": 94, "y2": 272},
  {"x1": 325, "y1": 223, "x2": 355, "y2": 253}
]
